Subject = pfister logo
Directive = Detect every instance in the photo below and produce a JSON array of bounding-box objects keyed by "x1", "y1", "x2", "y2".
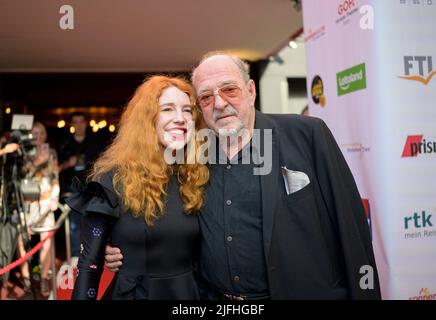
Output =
[{"x1": 401, "y1": 135, "x2": 436, "y2": 157}]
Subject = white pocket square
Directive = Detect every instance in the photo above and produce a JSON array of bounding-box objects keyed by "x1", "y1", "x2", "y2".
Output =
[{"x1": 281, "y1": 166, "x2": 310, "y2": 195}]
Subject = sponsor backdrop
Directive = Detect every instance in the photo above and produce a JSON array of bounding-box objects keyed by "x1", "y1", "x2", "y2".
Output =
[{"x1": 303, "y1": 0, "x2": 436, "y2": 299}]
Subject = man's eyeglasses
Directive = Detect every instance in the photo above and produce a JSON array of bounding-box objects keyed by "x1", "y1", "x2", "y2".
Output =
[{"x1": 196, "y1": 84, "x2": 242, "y2": 109}]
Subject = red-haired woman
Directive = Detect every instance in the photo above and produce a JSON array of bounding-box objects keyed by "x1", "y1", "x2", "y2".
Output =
[{"x1": 67, "y1": 76, "x2": 209, "y2": 300}]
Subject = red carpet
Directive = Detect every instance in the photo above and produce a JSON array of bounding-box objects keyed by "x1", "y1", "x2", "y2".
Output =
[{"x1": 56, "y1": 266, "x2": 114, "y2": 300}]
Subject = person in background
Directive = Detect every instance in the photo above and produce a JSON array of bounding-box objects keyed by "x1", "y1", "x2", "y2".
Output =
[
  {"x1": 18, "y1": 121, "x2": 59, "y2": 297},
  {"x1": 58, "y1": 112, "x2": 103, "y2": 265}
]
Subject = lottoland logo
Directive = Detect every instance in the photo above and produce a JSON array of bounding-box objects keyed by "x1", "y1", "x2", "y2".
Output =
[
  {"x1": 403, "y1": 210, "x2": 436, "y2": 240},
  {"x1": 337, "y1": 63, "x2": 367, "y2": 96},
  {"x1": 401, "y1": 135, "x2": 436, "y2": 158}
]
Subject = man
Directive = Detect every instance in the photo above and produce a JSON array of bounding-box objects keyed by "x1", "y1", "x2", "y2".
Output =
[
  {"x1": 104, "y1": 53, "x2": 381, "y2": 299},
  {"x1": 59, "y1": 112, "x2": 103, "y2": 260}
]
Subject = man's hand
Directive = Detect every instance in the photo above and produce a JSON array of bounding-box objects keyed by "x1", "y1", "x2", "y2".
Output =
[
  {"x1": 68, "y1": 155, "x2": 79, "y2": 167},
  {"x1": 105, "y1": 245, "x2": 123, "y2": 272}
]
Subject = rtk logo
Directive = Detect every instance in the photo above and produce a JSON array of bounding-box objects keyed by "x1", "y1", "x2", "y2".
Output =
[
  {"x1": 401, "y1": 135, "x2": 436, "y2": 157},
  {"x1": 400, "y1": 56, "x2": 436, "y2": 85},
  {"x1": 404, "y1": 210, "x2": 433, "y2": 230}
]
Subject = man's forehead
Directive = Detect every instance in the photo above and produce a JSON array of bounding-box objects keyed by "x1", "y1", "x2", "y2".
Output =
[{"x1": 194, "y1": 56, "x2": 243, "y2": 89}]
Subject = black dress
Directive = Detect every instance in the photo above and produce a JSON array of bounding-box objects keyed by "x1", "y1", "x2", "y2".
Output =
[{"x1": 66, "y1": 171, "x2": 201, "y2": 300}]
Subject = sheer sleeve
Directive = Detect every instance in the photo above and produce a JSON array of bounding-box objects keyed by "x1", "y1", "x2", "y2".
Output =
[
  {"x1": 71, "y1": 211, "x2": 112, "y2": 300},
  {"x1": 66, "y1": 172, "x2": 120, "y2": 300}
]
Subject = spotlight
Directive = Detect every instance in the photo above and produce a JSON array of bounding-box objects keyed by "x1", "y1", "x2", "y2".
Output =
[{"x1": 288, "y1": 41, "x2": 298, "y2": 49}]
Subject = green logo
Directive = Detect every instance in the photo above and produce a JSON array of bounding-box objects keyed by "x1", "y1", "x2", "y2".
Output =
[{"x1": 337, "y1": 63, "x2": 367, "y2": 96}]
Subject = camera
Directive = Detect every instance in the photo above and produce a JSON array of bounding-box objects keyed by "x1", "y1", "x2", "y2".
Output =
[{"x1": 1, "y1": 114, "x2": 39, "y2": 264}]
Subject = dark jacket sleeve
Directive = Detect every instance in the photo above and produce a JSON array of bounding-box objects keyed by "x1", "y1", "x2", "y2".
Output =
[
  {"x1": 65, "y1": 173, "x2": 120, "y2": 300},
  {"x1": 312, "y1": 118, "x2": 381, "y2": 299}
]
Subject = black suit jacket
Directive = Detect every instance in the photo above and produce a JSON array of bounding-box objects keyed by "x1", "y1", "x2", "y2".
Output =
[{"x1": 256, "y1": 111, "x2": 381, "y2": 299}]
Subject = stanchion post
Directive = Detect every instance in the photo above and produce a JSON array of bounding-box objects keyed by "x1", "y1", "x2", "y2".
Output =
[
  {"x1": 64, "y1": 215, "x2": 71, "y2": 265},
  {"x1": 51, "y1": 236, "x2": 57, "y2": 300}
]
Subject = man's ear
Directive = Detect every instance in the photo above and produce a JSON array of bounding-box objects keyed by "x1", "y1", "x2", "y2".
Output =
[{"x1": 248, "y1": 79, "x2": 257, "y2": 107}]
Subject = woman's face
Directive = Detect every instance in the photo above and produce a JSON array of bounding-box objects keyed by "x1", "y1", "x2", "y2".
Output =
[
  {"x1": 156, "y1": 86, "x2": 194, "y2": 151},
  {"x1": 32, "y1": 126, "x2": 46, "y2": 146}
]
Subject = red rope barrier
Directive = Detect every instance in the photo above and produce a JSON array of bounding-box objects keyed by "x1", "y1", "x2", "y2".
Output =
[{"x1": 0, "y1": 230, "x2": 56, "y2": 276}]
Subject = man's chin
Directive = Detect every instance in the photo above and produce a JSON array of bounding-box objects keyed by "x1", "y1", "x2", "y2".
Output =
[{"x1": 216, "y1": 127, "x2": 241, "y2": 137}]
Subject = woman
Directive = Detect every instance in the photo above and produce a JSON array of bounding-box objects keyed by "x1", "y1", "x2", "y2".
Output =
[
  {"x1": 67, "y1": 76, "x2": 209, "y2": 300},
  {"x1": 18, "y1": 121, "x2": 60, "y2": 297}
]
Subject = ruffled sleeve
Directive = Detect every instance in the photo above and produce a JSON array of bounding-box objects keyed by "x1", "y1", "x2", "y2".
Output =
[{"x1": 65, "y1": 171, "x2": 121, "y2": 218}]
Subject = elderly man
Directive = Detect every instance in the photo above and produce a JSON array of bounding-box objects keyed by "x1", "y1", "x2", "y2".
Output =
[{"x1": 104, "y1": 52, "x2": 381, "y2": 300}]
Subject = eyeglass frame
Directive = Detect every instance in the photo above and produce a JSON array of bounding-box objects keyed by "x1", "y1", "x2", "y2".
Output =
[{"x1": 195, "y1": 82, "x2": 248, "y2": 110}]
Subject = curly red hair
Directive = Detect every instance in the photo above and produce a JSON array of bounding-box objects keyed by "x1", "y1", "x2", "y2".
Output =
[{"x1": 90, "y1": 76, "x2": 209, "y2": 225}]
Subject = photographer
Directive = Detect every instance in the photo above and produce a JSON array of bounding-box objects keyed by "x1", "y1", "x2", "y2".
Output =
[{"x1": 16, "y1": 122, "x2": 60, "y2": 297}]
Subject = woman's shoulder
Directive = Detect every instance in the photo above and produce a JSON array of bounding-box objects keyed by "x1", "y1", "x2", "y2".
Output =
[
  {"x1": 66, "y1": 169, "x2": 120, "y2": 218},
  {"x1": 91, "y1": 170, "x2": 119, "y2": 207}
]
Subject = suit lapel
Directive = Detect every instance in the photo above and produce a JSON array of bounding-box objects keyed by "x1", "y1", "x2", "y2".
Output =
[{"x1": 255, "y1": 112, "x2": 280, "y2": 264}]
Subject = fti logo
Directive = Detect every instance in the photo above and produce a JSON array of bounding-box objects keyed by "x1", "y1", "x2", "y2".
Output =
[
  {"x1": 401, "y1": 135, "x2": 436, "y2": 157},
  {"x1": 399, "y1": 56, "x2": 436, "y2": 85}
]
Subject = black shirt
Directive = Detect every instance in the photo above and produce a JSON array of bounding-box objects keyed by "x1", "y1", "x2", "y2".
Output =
[
  {"x1": 199, "y1": 137, "x2": 269, "y2": 297},
  {"x1": 69, "y1": 173, "x2": 200, "y2": 300},
  {"x1": 58, "y1": 134, "x2": 103, "y2": 194}
]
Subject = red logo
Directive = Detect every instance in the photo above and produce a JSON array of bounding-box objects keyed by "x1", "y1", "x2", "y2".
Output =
[
  {"x1": 338, "y1": 0, "x2": 356, "y2": 15},
  {"x1": 409, "y1": 288, "x2": 436, "y2": 300},
  {"x1": 401, "y1": 135, "x2": 436, "y2": 158},
  {"x1": 362, "y1": 199, "x2": 372, "y2": 240},
  {"x1": 402, "y1": 135, "x2": 424, "y2": 157}
]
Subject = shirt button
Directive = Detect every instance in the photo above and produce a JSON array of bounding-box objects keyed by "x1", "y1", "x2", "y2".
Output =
[
  {"x1": 227, "y1": 236, "x2": 233, "y2": 242},
  {"x1": 226, "y1": 200, "x2": 232, "y2": 205},
  {"x1": 226, "y1": 165, "x2": 232, "y2": 169},
  {"x1": 233, "y1": 276, "x2": 240, "y2": 282}
]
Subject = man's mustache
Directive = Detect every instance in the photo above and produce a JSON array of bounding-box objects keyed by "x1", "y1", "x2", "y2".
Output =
[{"x1": 213, "y1": 109, "x2": 239, "y2": 122}]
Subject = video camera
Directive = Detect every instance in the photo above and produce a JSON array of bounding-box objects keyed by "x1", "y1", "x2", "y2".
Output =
[
  {"x1": 9, "y1": 114, "x2": 37, "y2": 159},
  {"x1": 0, "y1": 115, "x2": 38, "y2": 279}
]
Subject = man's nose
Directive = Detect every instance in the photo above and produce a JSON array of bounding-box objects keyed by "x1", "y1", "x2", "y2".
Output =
[{"x1": 214, "y1": 93, "x2": 227, "y2": 110}]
